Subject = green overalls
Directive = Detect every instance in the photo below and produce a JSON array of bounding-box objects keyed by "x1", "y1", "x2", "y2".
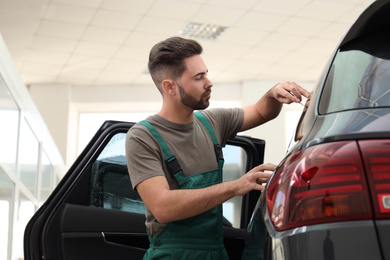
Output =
[{"x1": 139, "y1": 112, "x2": 229, "y2": 259}]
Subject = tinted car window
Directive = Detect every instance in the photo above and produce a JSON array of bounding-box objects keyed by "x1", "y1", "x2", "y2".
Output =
[
  {"x1": 90, "y1": 133, "x2": 145, "y2": 214},
  {"x1": 320, "y1": 49, "x2": 390, "y2": 114},
  {"x1": 89, "y1": 132, "x2": 249, "y2": 228}
]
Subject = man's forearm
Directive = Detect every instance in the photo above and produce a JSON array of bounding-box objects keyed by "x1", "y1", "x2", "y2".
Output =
[
  {"x1": 152, "y1": 180, "x2": 237, "y2": 223},
  {"x1": 256, "y1": 88, "x2": 283, "y2": 123},
  {"x1": 138, "y1": 164, "x2": 273, "y2": 224}
]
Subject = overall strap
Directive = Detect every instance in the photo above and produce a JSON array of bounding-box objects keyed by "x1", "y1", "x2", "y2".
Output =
[
  {"x1": 194, "y1": 112, "x2": 218, "y2": 144},
  {"x1": 194, "y1": 112, "x2": 224, "y2": 164},
  {"x1": 138, "y1": 120, "x2": 182, "y2": 176}
]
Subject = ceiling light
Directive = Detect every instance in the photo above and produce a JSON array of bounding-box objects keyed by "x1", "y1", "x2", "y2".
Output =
[{"x1": 178, "y1": 22, "x2": 227, "y2": 40}]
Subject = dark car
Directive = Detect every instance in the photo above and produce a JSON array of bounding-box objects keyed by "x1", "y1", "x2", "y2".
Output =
[
  {"x1": 242, "y1": 0, "x2": 390, "y2": 259},
  {"x1": 24, "y1": 119, "x2": 268, "y2": 260}
]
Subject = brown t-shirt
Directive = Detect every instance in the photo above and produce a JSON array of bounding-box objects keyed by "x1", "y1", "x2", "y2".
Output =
[{"x1": 125, "y1": 107, "x2": 244, "y2": 236}]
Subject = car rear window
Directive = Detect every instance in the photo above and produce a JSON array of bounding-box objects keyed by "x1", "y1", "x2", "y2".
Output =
[{"x1": 319, "y1": 49, "x2": 390, "y2": 114}]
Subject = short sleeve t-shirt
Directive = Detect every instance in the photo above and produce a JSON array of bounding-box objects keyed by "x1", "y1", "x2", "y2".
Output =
[{"x1": 125, "y1": 107, "x2": 244, "y2": 236}]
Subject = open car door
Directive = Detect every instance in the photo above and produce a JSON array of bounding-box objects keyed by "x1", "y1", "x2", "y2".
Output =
[{"x1": 24, "y1": 120, "x2": 266, "y2": 260}]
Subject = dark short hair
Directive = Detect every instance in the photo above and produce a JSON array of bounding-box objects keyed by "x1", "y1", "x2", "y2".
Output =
[{"x1": 148, "y1": 37, "x2": 203, "y2": 91}]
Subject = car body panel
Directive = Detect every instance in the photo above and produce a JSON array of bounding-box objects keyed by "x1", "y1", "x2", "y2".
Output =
[
  {"x1": 303, "y1": 109, "x2": 390, "y2": 148},
  {"x1": 260, "y1": 194, "x2": 383, "y2": 260},
  {"x1": 268, "y1": 222, "x2": 382, "y2": 260},
  {"x1": 376, "y1": 220, "x2": 390, "y2": 259}
]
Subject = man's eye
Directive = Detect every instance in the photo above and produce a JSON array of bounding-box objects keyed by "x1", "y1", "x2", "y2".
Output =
[{"x1": 196, "y1": 74, "x2": 208, "y2": 81}]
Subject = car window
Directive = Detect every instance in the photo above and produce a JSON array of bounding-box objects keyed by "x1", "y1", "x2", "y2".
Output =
[
  {"x1": 319, "y1": 49, "x2": 390, "y2": 114},
  {"x1": 89, "y1": 132, "x2": 248, "y2": 228},
  {"x1": 90, "y1": 133, "x2": 145, "y2": 214}
]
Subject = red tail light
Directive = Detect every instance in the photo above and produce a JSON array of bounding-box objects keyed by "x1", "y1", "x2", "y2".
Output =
[
  {"x1": 359, "y1": 140, "x2": 390, "y2": 219},
  {"x1": 266, "y1": 141, "x2": 372, "y2": 231}
]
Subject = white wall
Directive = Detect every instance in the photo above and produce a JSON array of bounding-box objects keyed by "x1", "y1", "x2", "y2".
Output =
[{"x1": 29, "y1": 80, "x2": 312, "y2": 169}]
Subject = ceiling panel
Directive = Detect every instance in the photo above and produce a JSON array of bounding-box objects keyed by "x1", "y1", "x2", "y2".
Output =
[
  {"x1": 24, "y1": 49, "x2": 70, "y2": 64},
  {"x1": 53, "y1": 0, "x2": 104, "y2": 8},
  {"x1": 191, "y1": 5, "x2": 247, "y2": 26},
  {"x1": 252, "y1": 0, "x2": 311, "y2": 15},
  {"x1": 30, "y1": 36, "x2": 78, "y2": 52},
  {"x1": 276, "y1": 17, "x2": 330, "y2": 37},
  {"x1": 135, "y1": 16, "x2": 186, "y2": 35},
  {"x1": 73, "y1": 41, "x2": 118, "y2": 57},
  {"x1": 37, "y1": 20, "x2": 87, "y2": 39},
  {"x1": 296, "y1": 1, "x2": 356, "y2": 21},
  {"x1": 43, "y1": 3, "x2": 96, "y2": 24},
  {"x1": 91, "y1": 10, "x2": 143, "y2": 30},
  {"x1": 257, "y1": 33, "x2": 308, "y2": 51},
  {"x1": 82, "y1": 26, "x2": 130, "y2": 44},
  {"x1": 207, "y1": 0, "x2": 259, "y2": 9},
  {"x1": 65, "y1": 55, "x2": 110, "y2": 72},
  {"x1": 148, "y1": 0, "x2": 201, "y2": 20},
  {"x1": 0, "y1": 16, "x2": 41, "y2": 34},
  {"x1": 101, "y1": 0, "x2": 155, "y2": 14},
  {"x1": 233, "y1": 11, "x2": 289, "y2": 32}
]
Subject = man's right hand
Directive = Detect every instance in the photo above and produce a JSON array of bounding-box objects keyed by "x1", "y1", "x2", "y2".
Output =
[{"x1": 233, "y1": 163, "x2": 276, "y2": 196}]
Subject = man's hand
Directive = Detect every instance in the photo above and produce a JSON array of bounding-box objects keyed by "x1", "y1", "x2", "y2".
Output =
[
  {"x1": 272, "y1": 80, "x2": 311, "y2": 105},
  {"x1": 241, "y1": 81, "x2": 311, "y2": 131},
  {"x1": 233, "y1": 163, "x2": 276, "y2": 196}
]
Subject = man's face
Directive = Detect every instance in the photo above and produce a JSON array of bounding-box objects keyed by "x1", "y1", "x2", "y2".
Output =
[{"x1": 176, "y1": 55, "x2": 213, "y2": 110}]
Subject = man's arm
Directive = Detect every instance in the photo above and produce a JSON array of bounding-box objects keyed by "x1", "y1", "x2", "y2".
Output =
[
  {"x1": 136, "y1": 163, "x2": 275, "y2": 224},
  {"x1": 240, "y1": 81, "x2": 311, "y2": 131}
]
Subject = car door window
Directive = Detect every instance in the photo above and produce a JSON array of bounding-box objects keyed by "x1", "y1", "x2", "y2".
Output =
[
  {"x1": 89, "y1": 132, "x2": 249, "y2": 227},
  {"x1": 90, "y1": 133, "x2": 145, "y2": 214}
]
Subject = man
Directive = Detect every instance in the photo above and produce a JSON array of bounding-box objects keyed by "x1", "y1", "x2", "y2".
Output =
[{"x1": 126, "y1": 36, "x2": 310, "y2": 259}]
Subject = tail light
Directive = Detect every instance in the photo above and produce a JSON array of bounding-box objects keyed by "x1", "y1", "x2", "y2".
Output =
[
  {"x1": 359, "y1": 140, "x2": 390, "y2": 219},
  {"x1": 266, "y1": 141, "x2": 372, "y2": 231}
]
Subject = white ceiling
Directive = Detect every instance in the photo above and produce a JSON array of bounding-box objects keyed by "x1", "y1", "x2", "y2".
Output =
[{"x1": 0, "y1": 0, "x2": 374, "y2": 87}]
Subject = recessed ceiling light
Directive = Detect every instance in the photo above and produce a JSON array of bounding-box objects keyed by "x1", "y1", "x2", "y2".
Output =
[{"x1": 178, "y1": 22, "x2": 227, "y2": 40}]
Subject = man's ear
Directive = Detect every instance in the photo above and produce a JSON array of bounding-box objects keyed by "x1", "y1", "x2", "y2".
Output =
[{"x1": 161, "y1": 79, "x2": 176, "y2": 95}]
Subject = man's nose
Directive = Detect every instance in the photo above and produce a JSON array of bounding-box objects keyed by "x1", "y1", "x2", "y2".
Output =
[{"x1": 205, "y1": 76, "x2": 213, "y2": 88}]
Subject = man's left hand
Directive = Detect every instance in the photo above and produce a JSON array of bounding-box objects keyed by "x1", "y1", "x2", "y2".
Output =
[{"x1": 272, "y1": 81, "x2": 311, "y2": 105}]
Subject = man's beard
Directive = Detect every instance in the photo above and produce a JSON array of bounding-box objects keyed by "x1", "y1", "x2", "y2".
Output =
[{"x1": 177, "y1": 84, "x2": 210, "y2": 110}]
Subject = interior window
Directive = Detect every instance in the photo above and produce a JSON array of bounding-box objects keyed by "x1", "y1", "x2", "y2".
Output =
[
  {"x1": 90, "y1": 132, "x2": 248, "y2": 228},
  {"x1": 0, "y1": 79, "x2": 19, "y2": 173},
  {"x1": 0, "y1": 168, "x2": 14, "y2": 260},
  {"x1": 39, "y1": 151, "x2": 53, "y2": 207},
  {"x1": 18, "y1": 118, "x2": 39, "y2": 196},
  {"x1": 222, "y1": 145, "x2": 247, "y2": 228}
]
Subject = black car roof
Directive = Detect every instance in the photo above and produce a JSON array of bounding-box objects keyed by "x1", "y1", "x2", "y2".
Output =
[{"x1": 340, "y1": 0, "x2": 390, "y2": 59}]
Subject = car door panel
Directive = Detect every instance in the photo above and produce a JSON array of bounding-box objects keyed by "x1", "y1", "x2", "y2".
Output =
[
  {"x1": 60, "y1": 204, "x2": 148, "y2": 259},
  {"x1": 60, "y1": 204, "x2": 146, "y2": 233},
  {"x1": 62, "y1": 233, "x2": 146, "y2": 260}
]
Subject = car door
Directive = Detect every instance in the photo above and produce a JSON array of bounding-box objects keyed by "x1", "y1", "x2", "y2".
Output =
[{"x1": 24, "y1": 120, "x2": 265, "y2": 260}]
